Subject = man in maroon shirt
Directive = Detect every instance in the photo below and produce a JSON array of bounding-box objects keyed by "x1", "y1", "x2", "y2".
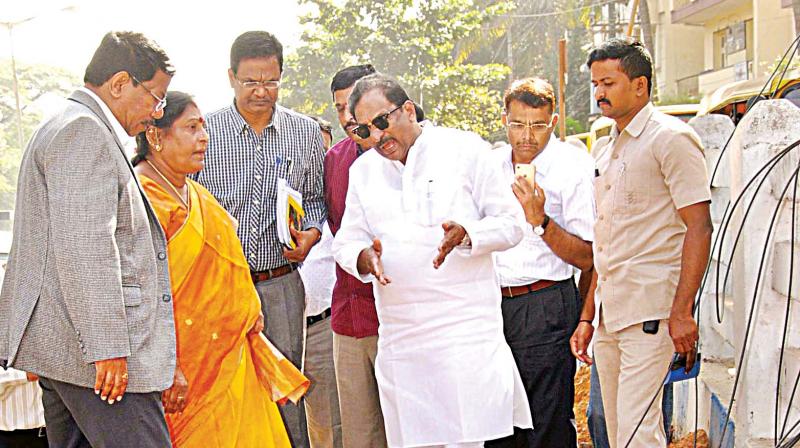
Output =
[{"x1": 324, "y1": 64, "x2": 386, "y2": 448}]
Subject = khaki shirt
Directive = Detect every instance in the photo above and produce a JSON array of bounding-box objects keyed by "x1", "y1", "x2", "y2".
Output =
[{"x1": 593, "y1": 103, "x2": 711, "y2": 332}]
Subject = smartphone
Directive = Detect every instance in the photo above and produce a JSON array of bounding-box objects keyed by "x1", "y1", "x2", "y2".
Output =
[
  {"x1": 514, "y1": 163, "x2": 536, "y2": 187},
  {"x1": 642, "y1": 319, "x2": 660, "y2": 334},
  {"x1": 665, "y1": 352, "x2": 701, "y2": 384}
]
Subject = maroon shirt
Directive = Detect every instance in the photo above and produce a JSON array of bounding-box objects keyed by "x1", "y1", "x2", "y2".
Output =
[{"x1": 325, "y1": 137, "x2": 379, "y2": 338}]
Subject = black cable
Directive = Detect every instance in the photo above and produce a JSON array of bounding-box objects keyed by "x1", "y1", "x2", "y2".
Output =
[
  {"x1": 623, "y1": 361, "x2": 673, "y2": 448},
  {"x1": 777, "y1": 153, "x2": 799, "y2": 443},
  {"x1": 714, "y1": 143, "x2": 798, "y2": 316},
  {"x1": 772, "y1": 38, "x2": 800, "y2": 100},
  {"x1": 780, "y1": 416, "x2": 800, "y2": 447},
  {"x1": 780, "y1": 370, "x2": 800, "y2": 445},
  {"x1": 717, "y1": 142, "x2": 800, "y2": 447},
  {"x1": 708, "y1": 33, "x2": 800, "y2": 187}
]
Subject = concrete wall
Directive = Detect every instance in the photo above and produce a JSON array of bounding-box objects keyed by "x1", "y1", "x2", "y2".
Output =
[
  {"x1": 674, "y1": 100, "x2": 800, "y2": 446},
  {"x1": 651, "y1": 0, "x2": 705, "y2": 97},
  {"x1": 753, "y1": 0, "x2": 795, "y2": 77}
]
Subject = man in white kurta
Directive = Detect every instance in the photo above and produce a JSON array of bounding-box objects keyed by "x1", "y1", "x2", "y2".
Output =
[{"x1": 332, "y1": 74, "x2": 532, "y2": 448}]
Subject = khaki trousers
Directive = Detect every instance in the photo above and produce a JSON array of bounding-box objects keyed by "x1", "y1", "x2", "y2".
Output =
[
  {"x1": 594, "y1": 315, "x2": 673, "y2": 448},
  {"x1": 305, "y1": 316, "x2": 343, "y2": 448},
  {"x1": 332, "y1": 333, "x2": 387, "y2": 448}
]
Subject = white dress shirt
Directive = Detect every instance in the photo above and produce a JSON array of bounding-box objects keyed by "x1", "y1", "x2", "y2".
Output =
[
  {"x1": 299, "y1": 222, "x2": 335, "y2": 317},
  {"x1": 493, "y1": 139, "x2": 597, "y2": 286},
  {"x1": 0, "y1": 368, "x2": 45, "y2": 431}
]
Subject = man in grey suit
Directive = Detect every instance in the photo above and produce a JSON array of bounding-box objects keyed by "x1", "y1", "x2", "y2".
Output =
[{"x1": 0, "y1": 31, "x2": 178, "y2": 447}]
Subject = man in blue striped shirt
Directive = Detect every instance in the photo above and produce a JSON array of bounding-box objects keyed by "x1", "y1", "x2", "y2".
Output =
[{"x1": 192, "y1": 30, "x2": 326, "y2": 448}]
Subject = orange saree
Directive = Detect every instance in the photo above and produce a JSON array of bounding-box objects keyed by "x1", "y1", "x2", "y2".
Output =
[{"x1": 139, "y1": 175, "x2": 309, "y2": 448}]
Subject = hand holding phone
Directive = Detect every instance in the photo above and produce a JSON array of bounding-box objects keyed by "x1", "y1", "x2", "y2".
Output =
[{"x1": 514, "y1": 163, "x2": 536, "y2": 188}]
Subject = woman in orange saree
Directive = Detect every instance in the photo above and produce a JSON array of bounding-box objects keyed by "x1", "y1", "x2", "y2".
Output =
[{"x1": 132, "y1": 92, "x2": 309, "y2": 447}]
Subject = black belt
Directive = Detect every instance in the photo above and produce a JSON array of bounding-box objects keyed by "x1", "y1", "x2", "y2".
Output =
[{"x1": 307, "y1": 307, "x2": 331, "y2": 326}]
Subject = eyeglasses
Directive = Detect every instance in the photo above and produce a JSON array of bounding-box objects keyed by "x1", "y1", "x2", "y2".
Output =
[
  {"x1": 352, "y1": 103, "x2": 405, "y2": 139},
  {"x1": 130, "y1": 73, "x2": 167, "y2": 113},
  {"x1": 236, "y1": 78, "x2": 281, "y2": 90},
  {"x1": 506, "y1": 116, "x2": 555, "y2": 135}
]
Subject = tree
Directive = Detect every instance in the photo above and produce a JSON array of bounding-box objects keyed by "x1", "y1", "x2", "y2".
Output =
[
  {"x1": 281, "y1": 0, "x2": 513, "y2": 141},
  {"x1": 0, "y1": 61, "x2": 79, "y2": 210},
  {"x1": 638, "y1": 0, "x2": 657, "y2": 101},
  {"x1": 460, "y1": 1, "x2": 598, "y2": 138}
]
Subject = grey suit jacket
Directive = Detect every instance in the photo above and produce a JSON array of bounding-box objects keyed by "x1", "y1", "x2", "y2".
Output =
[{"x1": 0, "y1": 90, "x2": 177, "y2": 393}]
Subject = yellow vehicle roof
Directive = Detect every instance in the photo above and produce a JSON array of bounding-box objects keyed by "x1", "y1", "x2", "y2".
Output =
[{"x1": 698, "y1": 72, "x2": 800, "y2": 116}]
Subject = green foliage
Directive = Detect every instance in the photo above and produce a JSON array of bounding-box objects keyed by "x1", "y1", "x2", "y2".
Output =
[
  {"x1": 453, "y1": 1, "x2": 597, "y2": 131},
  {"x1": 656, "y1": 93, "x2": 700, "y2": 107},
  {"x1": 0, "y1": 61, "x2": 79, "y2": 210},
  {"x1": 564, "y1": 116, "x2": 586, "y2": 134},
  {"x1": 282, "y1": 0, "x2": 513, "y2": 140}
]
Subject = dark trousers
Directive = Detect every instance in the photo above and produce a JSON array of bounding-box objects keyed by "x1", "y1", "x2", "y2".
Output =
[
  {"x1": 486, "y1": 279, "x2": 580, "y2": 448},
  {"x1": 0, "y1": 428, "x2": 47, "y2": 448},
  {"x1": 39, "y1": 377, "x2": 171, "y2": 448}
]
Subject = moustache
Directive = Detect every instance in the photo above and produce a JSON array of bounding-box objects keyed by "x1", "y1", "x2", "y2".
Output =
[
  {"x1": 597, "y1": 98, "x2": 612, "y2": 107},
  {"x1": 378, "y1": 136, "x2": 395, "y2": 148}
]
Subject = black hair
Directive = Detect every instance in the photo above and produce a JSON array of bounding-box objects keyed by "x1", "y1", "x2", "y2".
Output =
[
  {"x1": 347, "y1": 73, "x2": 412, "y2": 119},
  {"x1": 586, "y1": 38, "x2": 653, "y2": 95},
  {"x1": 330, "y1": 64, "x2": 377, "y2": 95},
  {"x1": 84, "y1": 31, "x2": 174, "y2": 87},
  {"x1": 413, "y1": 103, "x2": 425, "y2": 122},
  {"x1": 310, "y1": 116, "x2": 333, "y2": 136},
  {"x1": 230, "y1": 31, "x2": 283, "y2": 74},
  {"x1": 504, "y1": 77, "x2": 556, "y2": 112},
  {"x1": 132, "y1": 91, "x2": 196, "y2": 166}
]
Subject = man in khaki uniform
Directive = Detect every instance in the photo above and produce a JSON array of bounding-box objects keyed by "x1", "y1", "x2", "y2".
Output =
[{"x1": 570, "y1": 38, "x2": 712, "y2": 448}]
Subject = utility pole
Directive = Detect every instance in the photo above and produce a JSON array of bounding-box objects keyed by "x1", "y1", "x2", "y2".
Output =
[
  {"x1": 558, "y1": 38, "x2": 567, "y2": 141},
  {"x1": 507, "y1": 21, "x2": 515, "y2": 84},
  {"x1": 626, "y1": 0, "x2": 641, "y2": 38}
]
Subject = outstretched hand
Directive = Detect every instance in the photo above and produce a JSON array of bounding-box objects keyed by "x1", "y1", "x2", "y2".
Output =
[
  {"x1": 357, "y1": 239, "x2": 391, "y2": 285},
  {"x1": 433, "y1": 221, "x2": 466, "y2": 269}
]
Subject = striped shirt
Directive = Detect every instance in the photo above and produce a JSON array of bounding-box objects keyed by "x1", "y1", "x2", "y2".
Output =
[
  {"x1": 193, "y1": 102, "x2": 327, "y2": 271},
  {"x1": 493, "y1": 140, "x2": 596, "y2": 285},
  {"x1": 0, "y1": 368, "x2": 45, "y2": 431}
]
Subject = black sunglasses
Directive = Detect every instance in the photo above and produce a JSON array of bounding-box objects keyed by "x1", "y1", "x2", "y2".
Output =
[{"x1": 352, "y1": 103, "x2": 405, "y2": 139}]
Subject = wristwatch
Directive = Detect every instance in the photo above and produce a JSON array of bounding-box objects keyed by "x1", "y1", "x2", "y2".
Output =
[{"x1": 533, "y1": 215, "x2": 550, "y2": 236}]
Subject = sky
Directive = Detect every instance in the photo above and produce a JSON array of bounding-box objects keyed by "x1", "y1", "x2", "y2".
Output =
[{"x1": 0, "y1": 0, "x2": 309, "y2": 113}]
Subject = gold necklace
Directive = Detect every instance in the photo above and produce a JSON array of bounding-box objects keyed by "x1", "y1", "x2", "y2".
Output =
[{"x1": 145, "y1": 159, "x2": 190, "y2": 209}]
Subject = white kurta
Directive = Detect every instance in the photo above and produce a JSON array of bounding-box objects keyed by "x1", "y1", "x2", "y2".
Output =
[{"x1": 333, "y1": 125, "x2": 533, "y2": 447}]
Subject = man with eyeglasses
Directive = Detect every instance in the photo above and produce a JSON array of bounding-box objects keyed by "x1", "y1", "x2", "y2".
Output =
[
  {"x1": 332, "y1": 73, "x2": 532, "y2": 448},
  {"x1": 192, "y1": 31, "x2": 326, "y2": 448},
  {"x1": 484, "y1": 78, "x2": 596, "y2": 448},
  {"x1": 0, "y1": 31, "x2": 176, "y2": 447}
]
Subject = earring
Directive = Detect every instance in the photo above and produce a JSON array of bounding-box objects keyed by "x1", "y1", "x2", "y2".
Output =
[{"x1": 155, "y1": 144, "x2": 162, "y2": 152}]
